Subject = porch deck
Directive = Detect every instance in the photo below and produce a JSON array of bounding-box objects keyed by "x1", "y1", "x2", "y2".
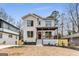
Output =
[{"x1": 36, "y1": 39, "x2": 58, "y2": 45}]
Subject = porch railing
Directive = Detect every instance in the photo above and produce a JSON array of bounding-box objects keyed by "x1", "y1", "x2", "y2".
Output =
[{"x1": 42, "y1": 38, "x2": 58, "y2": 45}]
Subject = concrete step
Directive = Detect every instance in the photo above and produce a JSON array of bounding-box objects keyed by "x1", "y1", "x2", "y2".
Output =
[{"x1": 36, "y1": 40, "x2": 42, "y2": 45}]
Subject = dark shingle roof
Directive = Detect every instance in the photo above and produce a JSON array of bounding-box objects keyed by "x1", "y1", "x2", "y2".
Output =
[
  {"x1": 0, "y1": 19, "x2": 19, "y2": 29},
  {"x1": 22, "y1": 13, "x2": 55, "y2": 20}
]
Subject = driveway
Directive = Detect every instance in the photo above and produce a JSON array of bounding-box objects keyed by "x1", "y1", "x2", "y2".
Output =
[{"x1": 0, "y1": 45, "x2": 79, "y2": 56}]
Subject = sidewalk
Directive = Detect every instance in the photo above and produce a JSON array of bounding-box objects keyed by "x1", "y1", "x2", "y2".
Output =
[{"x1": 0, "y1": 45, "x2": 18, "y2": 49}]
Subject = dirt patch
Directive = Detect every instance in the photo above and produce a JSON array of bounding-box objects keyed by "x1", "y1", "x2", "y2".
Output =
[{"x1": 0, "y1": 45, "x2": 79, "y2": 56}]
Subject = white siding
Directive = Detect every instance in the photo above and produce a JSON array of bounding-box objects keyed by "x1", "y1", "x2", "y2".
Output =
[
  {"x1": 36, "y1": 18, "x2": 45, "y2": 27},
  {"x1": 0, "y1": 33, "x2": 19, "y2": 45},
  {"x1": 36, "y1": 19, "x2": 55, "y2": 27},
  {"x1": 0, "y1": 19, "x2": 19, "y2": 45},
  {"x1": 22, "y1": 14, "x2": 56, "y2": 43},
  {"x1": 23, "y1": 16, "x2": 37, "y2": 42}
]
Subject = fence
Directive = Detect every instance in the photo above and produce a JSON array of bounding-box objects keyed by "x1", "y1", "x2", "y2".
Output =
[{"x1": 42, "y1": 39, "x2": 68, "y2": 46}]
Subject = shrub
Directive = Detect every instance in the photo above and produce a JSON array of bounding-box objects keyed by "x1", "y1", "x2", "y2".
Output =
[
  {"x1": 48, "y1": 42, "x2": 51, "y2": 46},
  {"x1": 3, "y1": 41, "x2": 6, "y2": 44}
]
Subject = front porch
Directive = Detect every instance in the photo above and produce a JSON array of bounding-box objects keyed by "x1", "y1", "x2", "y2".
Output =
[{"x1": 36, "y1": 27, "x2": 58, "y2": 45}]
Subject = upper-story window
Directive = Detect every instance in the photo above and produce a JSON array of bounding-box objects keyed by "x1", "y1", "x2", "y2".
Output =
[
  {"x1": 27, "y1": 20, "x2": 33, "y2": 27},
  {"x1": 0, "y1": 20, "x2": 2, "y2": 28},
  {"x1": 45, "y1": 21, "x2": 52, "y2": 27},
  {"x1": 37, "y1": 18, "x2": 41, "y2": 25},
  {"x1": 38, "y1": 21, "x2": 41, "y2": 25},
  {"x1": 0, "y1": 22, "x2": 1, "y2": 28}
]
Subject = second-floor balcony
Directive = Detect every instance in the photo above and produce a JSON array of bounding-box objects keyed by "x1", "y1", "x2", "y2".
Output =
[
  {"x1": 36, "y1": 20, "x2": 57, "y2": 28},
  {"x1": 0, "y1": 27, "x2": 19, "y2": 35}
]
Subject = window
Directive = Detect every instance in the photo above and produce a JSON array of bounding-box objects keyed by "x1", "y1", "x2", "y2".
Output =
[
  {"x1": 27, "y1": 31, "x2": 33, "y2": 38},
  {"x1": 9, "y1": 34, "x2": 12, "y2": 38},
  {"x1": 45, "y1": 21, "x2": 52, "y2": 27},
  {"x1": 0, "y1": 33, "x2": 2, "y2": 38},
  {"x1": 16, "y1": 35, "x2": 19, "y2": 39},
  {"x1": 27, "y1": 20, "x2": 33, "y2": 27},
  {"x1": 38, "y1": 21, "x2": 41, "y2": 25},
  {"x1": 0, "y1": 20, "x2": 2, "y2": 28},
  {"x1": 37, "y1": 18, "x2": 41, "y2": 25},
  {"x1": 16, "y1": 35, "x2": 18, "y2": 39},
  {"x1": 45, "y1": 32, "x2": 52, "y2": 39}
]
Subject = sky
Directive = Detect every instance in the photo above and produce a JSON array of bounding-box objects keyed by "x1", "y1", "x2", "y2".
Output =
[
  {"x1": 0, "y1": 3, "x2": 69, "y2": 21},
  {"x1": 0, "y1": 3, "x2": 73, "y2": 35}
]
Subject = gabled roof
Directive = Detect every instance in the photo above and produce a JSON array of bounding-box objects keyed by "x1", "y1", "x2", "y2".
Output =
[
  {"x1": 22, "y1": 13, "x2": 55, "y2": 20},
  {"x1": 46, "y1": 16, "x2": 55, "y2": 19},
  {"x1": 22, "y1": 13, "x2": 44, "y2": 20},
  {"x1": 0, "y1": 18, "x2": 19, "y2": 29}
]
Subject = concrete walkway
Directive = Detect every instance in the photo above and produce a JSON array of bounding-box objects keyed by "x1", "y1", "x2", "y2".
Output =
[{"x1": 0, "y1": 45, "x2": 18, "y2": 49}]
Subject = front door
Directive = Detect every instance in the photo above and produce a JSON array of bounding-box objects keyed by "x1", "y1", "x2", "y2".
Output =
[{"x1": 38, "y1": 32, "x2": 41, "y2": 39}]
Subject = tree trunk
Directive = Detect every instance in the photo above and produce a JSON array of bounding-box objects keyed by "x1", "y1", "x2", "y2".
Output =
[
  {"x1": 72, "y1": 23, "x2": 75, "y2": 33},
  {"x1": 77, "y1": 25, "x2": 79, "y2": 32}
]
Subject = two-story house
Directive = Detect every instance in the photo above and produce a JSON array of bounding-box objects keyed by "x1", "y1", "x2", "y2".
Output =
[
  {"x1": 22, "y1": 13, "x2": 58, "y2": 45},
  {"x1": 0, "y1": 18, "x2": 19, "y2": 45}
]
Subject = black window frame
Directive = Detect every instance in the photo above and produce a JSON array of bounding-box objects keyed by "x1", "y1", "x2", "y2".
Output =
[
  {"x1": 9, "y1": 34, "x2": 13, "y2": 38},
  {"x1": 27, "y1": 31, "x2": 33, "y2": 38},
  {"x1": 27, "y1": 20, "x2": 33, "y2": 27},
  {"x1": 0, "y1": 20, "x2": 2, "y2": 28}
]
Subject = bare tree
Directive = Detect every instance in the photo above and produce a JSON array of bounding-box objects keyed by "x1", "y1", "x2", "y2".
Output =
[
  {"x1": 59, "y1": 13, "x2": 71, "y2": 36},
  {"x1": 59, "y1": 13, "x2": 65, "y2": 37},
  {"x1": 67, "y1": 4, "x2": 79, "y2": 33},
  {"x1": 50, "y1": 11, "x2": 60, "y2": 38},
  {"x1": 8, "y1": 16, "x2": 15, "y2": 24},
  {"x1": 0, "y1": 8, "x2": 16, "y2": 26},
  {"x1": 66, "y1": 22, "x2": 72, "y2": 35},
  {"x1": 16, "y1": 19, "x2": 22, "y2": 29},
  {"x1": 47, "y1": 10, "x2": 60, "y2": 38},
  {"x1": 0, "y1": 8, "x2": 8, "y2": 20},
  {"x1": 16, "y1": 19, "x2": 23, "y2": 40},
  {"x1": 51, "y1": 10, "x2": 59, "y2": 19}
]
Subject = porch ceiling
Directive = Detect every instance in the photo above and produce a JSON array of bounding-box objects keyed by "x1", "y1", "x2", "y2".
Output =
[{"x1": 36, "y1": 27, "x2": 58, "y2": 30}]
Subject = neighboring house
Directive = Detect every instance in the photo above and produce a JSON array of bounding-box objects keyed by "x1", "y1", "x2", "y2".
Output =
[
  {"x1": 22, "y1": 13, "x2": 58, "y2": 45},
  {"x1": 0, "y1": 18, "x2": 19, "y2": 45},
  {"x1": 63, "y1": 33, "x2": 79, "y2": 46}
]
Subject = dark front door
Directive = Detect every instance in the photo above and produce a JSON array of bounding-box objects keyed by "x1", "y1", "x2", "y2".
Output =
[{"x1": 38, "y1": 32, "x2": 41, "y2": 39}]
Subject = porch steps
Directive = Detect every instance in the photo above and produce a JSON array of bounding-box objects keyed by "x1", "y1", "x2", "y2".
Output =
[{"x1": 36, "y1": 39, "x2": 42, "y2": 45}]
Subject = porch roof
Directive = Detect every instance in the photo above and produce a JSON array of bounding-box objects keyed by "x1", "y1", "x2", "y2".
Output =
[
  {"x1": 36, "y1": 27, "x2": 58, "y2": 30},
  {"x1": 63, "y1": 33, "x2": 79, "y2": 39}
]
